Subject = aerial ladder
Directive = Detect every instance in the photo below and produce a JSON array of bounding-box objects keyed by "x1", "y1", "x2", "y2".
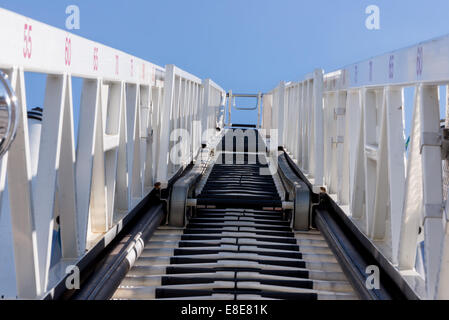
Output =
[{"x1": 1, "y1": 8, "x2": 448, "y2": 300}]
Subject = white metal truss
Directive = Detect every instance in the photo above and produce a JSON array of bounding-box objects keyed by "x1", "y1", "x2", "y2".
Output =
[
  {"x1": 0, "y1": 9, "x2": 225, "y2": 299},
  {"x1": 263, "y1": 34, "x2": 449, "y2": 299},
  {"x1": 156, "y1": 67, "x2": 225, "y2": 187},
  {"x1": 266, "y1": 70, "x2": 324, "y2": 192}
]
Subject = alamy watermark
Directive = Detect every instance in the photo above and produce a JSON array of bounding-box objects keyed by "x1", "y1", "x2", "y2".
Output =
[
  {"x1": 66, "y1": 5, "x2": 80, "y2": 30},
  {"x1": 65, "y1": 265, "x2": 80, "y2": 290},
  {"x1": 365, "y1": 5, "x2": 380, "y2": 30},
  {"x1": 365, "y1": 265, "x2": 380, "y2": 290}
]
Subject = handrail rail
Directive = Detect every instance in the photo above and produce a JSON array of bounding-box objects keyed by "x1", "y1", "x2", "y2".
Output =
[
  {"x1": 0, "y1": 8, "x2": 164, "y2": 84},
  {"x1": 323, "y1": 34, "x2": 449, "y2": 91}
]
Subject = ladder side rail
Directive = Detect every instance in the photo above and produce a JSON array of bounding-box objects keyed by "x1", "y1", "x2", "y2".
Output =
[
  {"x1": 267, "y1": 34, "x2": 449, "y2": 298},
  {"x1": 0, "y1": 9, "x2": 225, "y2": 299}
]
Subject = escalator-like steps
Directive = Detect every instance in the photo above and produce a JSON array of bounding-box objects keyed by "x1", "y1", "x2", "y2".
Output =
[
  {"x1": 113, "y1": 209, "x2": 357, "y2": 300},
  {"x1": 196, "y1": 162, "x2": 282, "y2": 210},
  {"x1": 112, "y1": 129, "x2": 357, "y2": 300},
  {"x1": 198, "y1": 164, "x2": 280, "y2": 200}
]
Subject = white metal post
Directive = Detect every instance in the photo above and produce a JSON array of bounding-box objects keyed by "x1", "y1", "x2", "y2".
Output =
[
  {"x1": 398, "y1": 86, "x2": 423, "y2": 273},
  {"x1": 33, "y1": 74, "x2": 70, "y2": 291},
  {"x1": 114, "y1": 82, "x2": 129, "y2": 214},
  {"x1": 278, "y1": 81, "x2": 285, "y2": 147},
  {"x1": 301, "y1": 81, "x2": 309, "y2": 171},
  {"x1": 312, "y1": 69, "x2": 324, "y2": 187},
  {"x1": 336, "y1": 91, "x2": 348, "y2": 205},
  {"x1": 75, "y1": 79, "x2": 102, "y2": 253},
  {"x1": 385, "y1": 87, "x2": 406, "y2": 263},
  {"x1": 202, "y1": 79, "x2": 211, "y2": 145},
  {"x1": 157, "y1": 65, "x2": 175, "y2": 187},
  {"x1": 227, "y1": 90, "x2": 232, "y2": 127},
  {"x1": 7, "y1": 68, "x2": 41, "y2": 298},
  {"x1": 350, "y1": 89, "x2": 367, "y2": 230},
  {"x1": 257, "y1": 92, "x2": 262, "y2": 129},
  {"x1": 419, "y1": 85, "x2": 444, "y2": 299}
]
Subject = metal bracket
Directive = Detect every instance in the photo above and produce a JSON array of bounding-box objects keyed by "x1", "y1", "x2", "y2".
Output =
[
  {"x1": 168, "y1": 166, "x2": 203, "y2": 227},
  {"x1": 332, "y1": 136, "x2": 344, "y2": 145},
  {"x1": 420, "y1": 128, "x2": 449, "y2": 160},
  {"x1": 277, "y1": 153, "x2": 311, "y2": 231},
  {"x1": 422, "y1": 203, "x2": 443, "y2": 225},
  {"x1": 420, "y1": 131, "x2": 441, "y2": 154},
  {"x1": 334, "y1": 107, "x2": 346, "y2": 120}
]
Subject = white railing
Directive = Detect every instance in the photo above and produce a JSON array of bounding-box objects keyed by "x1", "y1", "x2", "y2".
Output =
[
  {"x1": 203, "y1": 79, "x2": 226, "y2": 142},
  {"x1": 0, "y1": 8, "x2": 225, "y2": 299},
  {"x1": 264, "y1": 70, "x2": 324, "y2": 191},
  {"x1": 157, "y1": 67, "x2": 226, "y2": 186},
  {"x1": 265, "y1": 34, "x2": 449, "y2": 299}
]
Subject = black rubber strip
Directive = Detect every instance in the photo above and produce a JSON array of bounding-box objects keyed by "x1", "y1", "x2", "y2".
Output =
[
  {"x1": 73, "y1": 205, "x2": 164, "y2": 300},
  {"x1": 281, "y1": 148, "x2": 420, "y2": 299}
]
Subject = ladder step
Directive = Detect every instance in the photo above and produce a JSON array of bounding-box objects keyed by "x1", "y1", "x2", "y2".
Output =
[{"x1": 113, "y1": 151, "x2": 357, "y2": 300}]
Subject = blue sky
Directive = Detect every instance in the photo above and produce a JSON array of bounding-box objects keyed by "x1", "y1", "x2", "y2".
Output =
[{"x1": 1, "y1": 0, "x2": 449, "y2": 127}]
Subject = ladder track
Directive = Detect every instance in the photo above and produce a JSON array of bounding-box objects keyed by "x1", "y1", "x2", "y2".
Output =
[{"x1": 112, "y1": 129, "x2": 358, "y2": 300}]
